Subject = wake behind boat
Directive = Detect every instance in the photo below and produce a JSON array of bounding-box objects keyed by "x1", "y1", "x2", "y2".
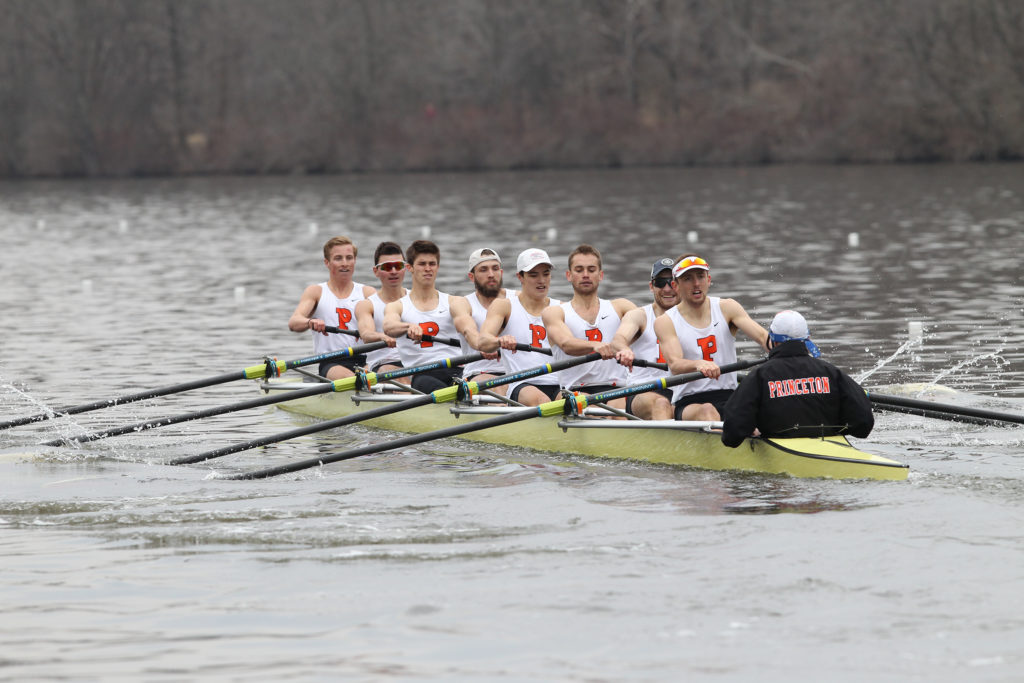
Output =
[{"x1": 258, "y1": 377, "x2": 910, "y2": 481}]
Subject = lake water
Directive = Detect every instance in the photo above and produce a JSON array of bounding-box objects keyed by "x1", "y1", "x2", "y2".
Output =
[{"x1": 1, "y1": 165, "x2": 1023, "y2": 681}]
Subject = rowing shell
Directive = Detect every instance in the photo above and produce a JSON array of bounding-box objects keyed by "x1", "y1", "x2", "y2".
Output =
[{"x1": 259, "y1": 381, "x2": 909, "y2": 481}]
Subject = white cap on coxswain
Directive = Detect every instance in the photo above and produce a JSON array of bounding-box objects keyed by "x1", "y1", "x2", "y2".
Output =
[
  {"x1": 516, "y1": 248, "x2": 553, "y2": 273},
  {"x1": 769, "y1": 310, "x2": 822, "y2": 358}
]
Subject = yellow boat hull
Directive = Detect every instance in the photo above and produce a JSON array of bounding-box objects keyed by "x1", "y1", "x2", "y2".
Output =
[{"x1": 265, "y1": 383, "x2": 909, "y2": 481}]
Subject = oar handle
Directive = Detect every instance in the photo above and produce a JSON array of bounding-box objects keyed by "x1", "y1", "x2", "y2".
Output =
[
  {"x1": 420, "y1": 334, "x2": 461, "y2": 347},
  {"x1": 324, "y1": 326, "x2": 359, "y2": 337},
  {"x1": 631, "y1": 359, "x2": 667, "y2": 371}
]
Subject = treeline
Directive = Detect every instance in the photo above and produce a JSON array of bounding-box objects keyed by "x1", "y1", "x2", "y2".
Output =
[{"x1": 1, "y1": 0, "x2": 1022, "y2": 178}]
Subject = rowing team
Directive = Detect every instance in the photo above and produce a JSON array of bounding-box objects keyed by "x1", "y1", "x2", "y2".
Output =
[{"x1": 288, "y1": 236, "x2": 875, "y2": 445}]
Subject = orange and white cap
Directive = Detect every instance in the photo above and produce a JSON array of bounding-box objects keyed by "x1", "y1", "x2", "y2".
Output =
[{"x1": 672, "y1": 255, "x2": 710, "y2": 278}]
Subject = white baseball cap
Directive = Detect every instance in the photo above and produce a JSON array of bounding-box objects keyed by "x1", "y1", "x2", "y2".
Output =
[
  {"x1": 467, "y1": 247, "x2": 501, "y2": 272},
  {"x1": 769, "y1": 310, "x2": 821, "y2": 357},
  {"x1": 672, "y1": 255, "x2": 710, "y2": 278},
  {"x1": 516, "y1": 248, "x2": 553, "y2": 273}
]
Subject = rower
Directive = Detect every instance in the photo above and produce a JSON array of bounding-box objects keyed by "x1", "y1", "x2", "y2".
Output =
[
  {"x1": 542, "y1": 244, "x2": 636, "y2": 412},
  {"x1": 288, "y1": 236, "x2": 377, "y2": 379},
  {"x1": 654, "y1": 254, "x2": 769, "y2": 421},
  {"x1": 478, "y1": 248, "x2": 562, "y2": 406},
  {"x1": 610, "y1": 257, "x2": 678, "y2": 420},
  {"x1": 721, "y1": 310, "x2": 874, "y2": 445},
  {"x1": 354, "y1": 241, "x2": 407, "y2": 377},
  {"x1": 383, "y1": 240, "x2": 467, "y2": 393},
  {"x1": 455, "y1": 247, "x2": 512, "y2": 394}
]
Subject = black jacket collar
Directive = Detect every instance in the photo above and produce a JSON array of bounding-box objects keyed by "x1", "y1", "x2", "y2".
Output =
[{"x1": 768, "y1": 339, "x2": 811, "y2": 359}]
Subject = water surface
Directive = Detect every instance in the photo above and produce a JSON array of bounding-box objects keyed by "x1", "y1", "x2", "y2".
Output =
[{"x1": 1, "y1": 165, "x2": 1023, "y2": 680}]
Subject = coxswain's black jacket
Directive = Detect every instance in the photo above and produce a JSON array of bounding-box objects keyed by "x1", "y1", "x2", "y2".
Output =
[{"x1": 720, "y1": 340, "x2": 874, "y2": 447}]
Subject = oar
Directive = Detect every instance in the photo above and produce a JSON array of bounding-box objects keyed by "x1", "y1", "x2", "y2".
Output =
[
  {"x1": 327, "y1": 326, "x2": 465, "y2": 350},
  {"x1": 0, "y1": 341, "x2": 388, "y2": 431},
  {"x1": 40, "y1": 350, "x2": 483, "y2": 447},
  {"x1": 171, "y1": 352, "x2": 605, "y2": 465},
  {"x1": 870, "y1": 403, "x2": 1005, "y2": 427},
  {"x1": 868, "y1": 391, "x2": 1024, "y2": 426},
  {"x1": 230, "y1": 358, "x2": 765, "y2": 480}
]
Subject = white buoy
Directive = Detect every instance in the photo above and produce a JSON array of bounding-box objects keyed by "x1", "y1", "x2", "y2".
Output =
[
  {"x1": 420, "y1": 225, "x2": 432, "y2": 238},
  {"x1": 81, "y1": 279, "x2": 93, "y2": 295},
  {"x1": 546, "y1": 227, "x2": 557, "y2": 241},
  {"x1": 848, "y1": 232, "x2": 860, "y2": 247},
  {"x1": 687, "y1": 231, "x2": 698, "y2": 244},
  {"x1": 234, "y1": 286, "x2": 246, "y2": 303},
  {"x1": 309, "y1": 222, "x2": 318, "y2": 236},
  {"x1": 118, "y1": 219, "x2": 128, "y2": 233},
  {"x1": 908, "y1": 321, "x2": 923, "y2": 343},
  {"x1": 36, "y1": 219, "x2": 45, "y2": 230}
]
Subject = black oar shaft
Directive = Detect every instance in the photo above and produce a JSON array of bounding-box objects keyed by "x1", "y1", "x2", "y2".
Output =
[
  {"x1": 0, "y1": 370, "x2": 248, "y2": 430},
  {"x1": 231, "y1": 406, "x2": 540, "y2": 480},
  {"x1": 871, "y1": 403, "x2": 1003, "y2": 427},
  {"x1": 868, "y1": 392, "x2": 1024, "y2": 426},
  {"x1": 0, "y1": 341, "x2": 387, "y2": 431},
  {"x1": 41, "y1": 381, "x2": 345, "y2": 447},
  {"x1": 170, "y1": 352, "x2": 485, "y2": 464},
  {"x1": 172, "y1": 393, "x2": 439, "y2": 465}
]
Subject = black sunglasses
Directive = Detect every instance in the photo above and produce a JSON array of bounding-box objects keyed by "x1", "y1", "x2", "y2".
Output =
[{"x1": 652, "y1": 276, "x2": 674, "y2": 288}]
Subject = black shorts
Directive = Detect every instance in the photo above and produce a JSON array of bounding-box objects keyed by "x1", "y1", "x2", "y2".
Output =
[
  {"x1": 673, "y1": 388, "x2": 734, "y2": 420},
  {"x1": 625, "y1": 387, "x2": 674, "y2": 415},
  {"x1": 411, "y1": 367, "x2": 462, "y2": 394},
  {"x1": 465, "y1": 371, "x2": 505, "y2": 383},
  {"x1": 318, "y1": 354, "x2": 367, "y2": 377},
  {"x1": 572, "y1": 384, "x2": 620, "y2": 398},
  {"x1": 370, "y1": 360, "x2": 403, "y2": 373},
  {"x1": 509, "y1": 383, "x2": 561, "y2": 404}
]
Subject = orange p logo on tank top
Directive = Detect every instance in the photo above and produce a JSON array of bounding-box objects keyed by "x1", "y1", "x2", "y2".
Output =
[
  {"x1": 335, "y1": 307, "x2": 353, "y2": 330},
  {"x1": 529, "y1": 324, "x2": 547, "y2": 348},
  {"x1": 418, "y1": 321, "x2": 439, "y2": 347},
  {"x1": 585, "y1": 328, "x2": 602, "y2": 342},
  {"x1": 697, "y1": 334, "x2": 717, "y2": 361}
]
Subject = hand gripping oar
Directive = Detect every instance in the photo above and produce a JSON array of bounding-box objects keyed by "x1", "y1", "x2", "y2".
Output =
[
  {"x1": 0, "y1": 341, "x2": 388, "y2": 431},
  {"x1": 327, "y1": 326, "x2": 465, "y2": 350},
  {"x1": 867, "y1": 391, "x2": 1024, "y2": 426},
  {"x1": 171, "y1": 351, "x2": 603, "y2": 465},
  {"x1": 41, "y1": 350, "x2": 484, "y2": 447},
  {"x1": 229, "y1": 358, "x2": 765, "y2": 480}
]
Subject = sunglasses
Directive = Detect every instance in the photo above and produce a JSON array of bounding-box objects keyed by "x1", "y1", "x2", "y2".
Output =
[
  {"x1": 652, "y1": 277, "x2": 674, "y2": 288},
  {"x1": 376, "y1": 261, "x2": 407, "y2": 272}
]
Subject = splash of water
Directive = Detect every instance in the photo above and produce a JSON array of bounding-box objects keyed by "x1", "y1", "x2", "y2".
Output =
[
  {"x1": 855, "y1": 336, "x2": 922, "y2": 385},
  {"x1": 925, "y1": 346, "x2": 1008, "y2": 394}
]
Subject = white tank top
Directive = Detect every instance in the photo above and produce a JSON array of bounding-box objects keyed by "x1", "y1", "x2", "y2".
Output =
[
  {"x1": 501, "y1": 293, "x2": 562, "y2": 391},
  {"x1": 311, "y1": 281, "x2": 368, "y2": 355},
  {"x1": 664, "y1": 296, "x2": 738, "y2": 401},
  {"x1": 554, "y1": 299, "x2": 628, "y2": 389},
  {"x1": 395, "y1": 291, "x2": 462, "y2": 366},
  {"x1": 460, "y1": 291, "x2": 506, "y2": 378},
  {"x1": 365, "y1": 292, "x2": 402, "y2": 369},
  {"x1": 629, "y1": 304, "x2": 669, "y2": 384}
]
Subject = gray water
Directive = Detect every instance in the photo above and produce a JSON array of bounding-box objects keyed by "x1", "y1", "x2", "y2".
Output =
[{"x1": 1, "y1": 165, "x2": 1023, "y2": 681}]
